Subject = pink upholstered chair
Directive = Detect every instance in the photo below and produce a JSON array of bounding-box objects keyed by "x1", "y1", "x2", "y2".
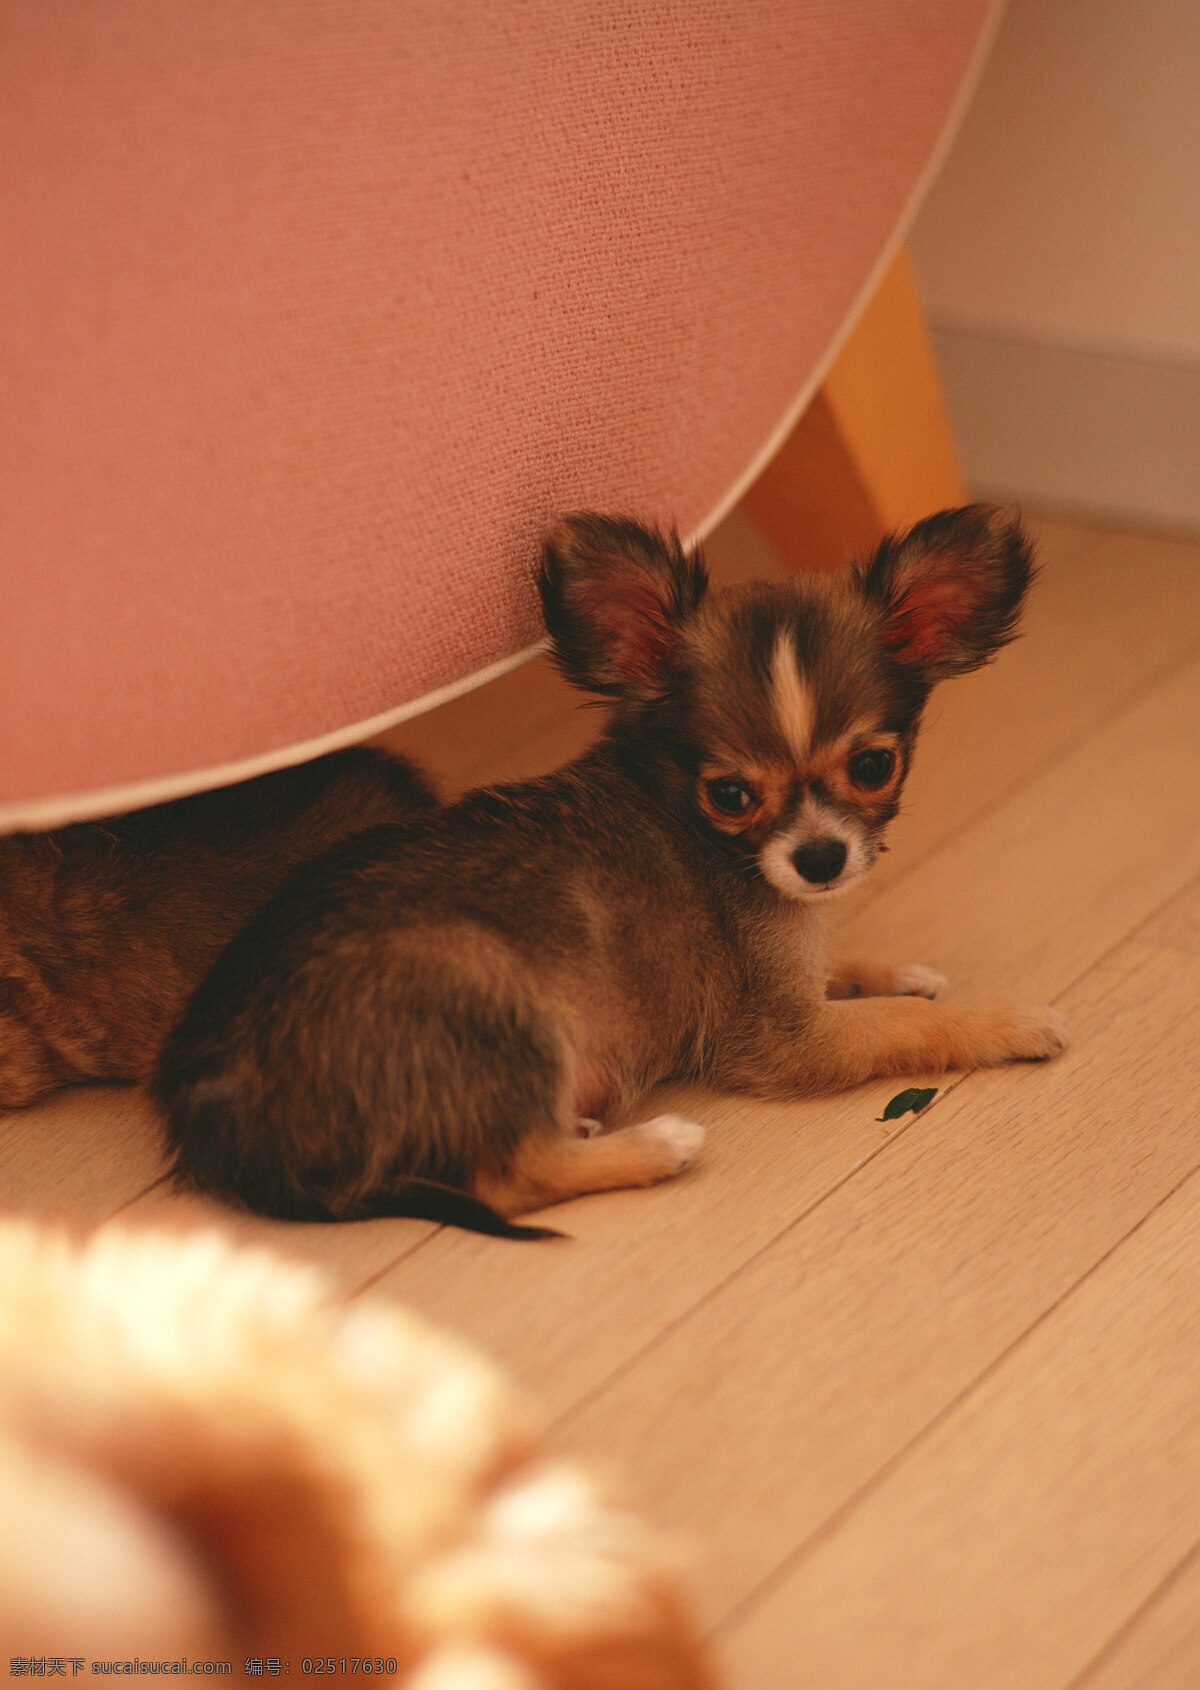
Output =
[{"x1": 2, "y1": 1, "x2": 996, "y2": 830}]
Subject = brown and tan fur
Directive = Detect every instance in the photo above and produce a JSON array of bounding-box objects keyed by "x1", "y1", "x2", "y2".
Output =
[
  {"x1": 157, "y1": 507, "x2": 1067, "y2": 1231},
  {"x1": 0, "y1": 1219, "x2": 712, "y2": 1684},
  {"x1": 0, "y1": 749, "x2": 436, "y2": 1107}
]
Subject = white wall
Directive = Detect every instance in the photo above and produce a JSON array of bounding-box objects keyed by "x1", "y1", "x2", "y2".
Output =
[{"x1": 909, "y1": 0, "x2": 1200, "y2": 531}]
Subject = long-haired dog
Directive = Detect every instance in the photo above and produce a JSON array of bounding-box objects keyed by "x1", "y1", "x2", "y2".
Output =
[
  {"x1": 0, "y1": 1219, "x2": 711, "y2": 1683},
  {"x1": 156, "y1": 506, "x2": 1066, "y2": 1235},
  {"x1": 0, "y1": 750, "x2": 436, "y2": 1107}
]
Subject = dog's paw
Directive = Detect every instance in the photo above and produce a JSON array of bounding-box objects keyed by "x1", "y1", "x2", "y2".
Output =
[
  {"x1": 632, "y1": 1114, "x2": 706, "y2": 1178},
  {"x1": 894, "y1": 964, "x2": 949, "y2": 999},
  {"x1": 997, "y1": 1004, "x2": 1070, "y2": 1062}
]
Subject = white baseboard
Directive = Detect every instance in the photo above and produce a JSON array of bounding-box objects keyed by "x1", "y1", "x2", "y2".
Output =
[{"x1": 928, "y1": 324, "x2": 1200, "y2": 535}]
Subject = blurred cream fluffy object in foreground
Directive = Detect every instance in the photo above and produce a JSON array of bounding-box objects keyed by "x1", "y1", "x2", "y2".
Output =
[{"x1": 0, "y1": 1221, "x2": 712, "y2": 1687}]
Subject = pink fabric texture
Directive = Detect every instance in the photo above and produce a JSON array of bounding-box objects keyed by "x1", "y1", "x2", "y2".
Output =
[{"x1": 2, "y1": 1, "x2": 991, "y2": 814}]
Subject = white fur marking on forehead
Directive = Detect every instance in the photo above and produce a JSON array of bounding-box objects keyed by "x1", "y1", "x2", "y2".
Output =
[{"x1": 770, "y1": 632, "x2": 814, "y2": 761}]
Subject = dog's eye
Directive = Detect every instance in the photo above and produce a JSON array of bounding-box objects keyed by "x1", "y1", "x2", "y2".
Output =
[
  {"x1": 706, "y1": 778, "x2": 756, "y2": 815},
  {"x1": 848, "y1": 748, "x2": 895, "y2": 789}
]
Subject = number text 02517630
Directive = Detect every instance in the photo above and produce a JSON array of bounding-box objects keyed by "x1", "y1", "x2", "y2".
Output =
[{"x1": 300, "y1": 1665, "x2": 397, "y2": 1677}]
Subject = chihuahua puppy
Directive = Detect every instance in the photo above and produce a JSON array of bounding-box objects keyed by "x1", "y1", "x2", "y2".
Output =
[
  {"x1": 0, "y1": 750, "x2": 436, "y2": 1107},
  {"x1": 157, "y1": 506, "x2": 1066, "y2": 1236}
]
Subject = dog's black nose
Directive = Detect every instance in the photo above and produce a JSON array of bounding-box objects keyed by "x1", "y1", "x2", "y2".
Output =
[{"x1": 793, "y1": 838, "x2": 847, "y2": 884}]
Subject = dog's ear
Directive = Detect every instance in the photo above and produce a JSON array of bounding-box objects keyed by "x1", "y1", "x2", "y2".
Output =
[
  {"x1": 539, "y1": 514, "x2": 709, "y2": 698},
  {"x1": 852, "y1": 505, "x2": 1035, "y2": 683}
]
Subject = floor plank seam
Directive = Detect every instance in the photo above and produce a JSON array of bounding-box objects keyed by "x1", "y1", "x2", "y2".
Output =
[
  {"x1": 108, "y1": 1169, "x2": 173, "y2": 1218},
  {"x1": 548, "y1": 1071, "x2": 979, "y2": 1434},
  {"x1": 1064, "y1": 1533, "x2": 1200, "y2": 1689},
  {"x1": 349, "y1": 1227, "x2": 447, "y2": 1295},
  {"x1": 708, "y1": 1152, "x2": 1200, "y2": 1644},
  {"x1": 505, "y1": 866, "x2": 1162, "y2": 1431},
  {"x1": 1054, "y1": 863, "x2": 1200, "y2": 991}
]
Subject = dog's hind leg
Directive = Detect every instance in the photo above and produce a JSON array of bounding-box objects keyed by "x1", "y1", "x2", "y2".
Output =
[
  {"x1": 475, "y1": 1115, "x2": 705, "y2": 1216},
  {"x1": 826, "y1": 961, "x2": 948, "y2": 1000},
  {"x1": 0, "y1": 1014, "x2": 64, "y2": 1108}
]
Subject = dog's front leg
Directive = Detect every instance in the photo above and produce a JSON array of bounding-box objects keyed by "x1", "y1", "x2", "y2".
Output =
[
  {"x1": 826, "y1": 960, "x2": 948, "y2": 1000},
  {"x1": 712, "y1": 993, "x2": 1068, "y2": 1097}
]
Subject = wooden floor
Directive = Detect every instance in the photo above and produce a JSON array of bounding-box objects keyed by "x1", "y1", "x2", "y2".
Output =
[{"x1": 6, "y1": 509, "x2": 1200, "y2": 1687}]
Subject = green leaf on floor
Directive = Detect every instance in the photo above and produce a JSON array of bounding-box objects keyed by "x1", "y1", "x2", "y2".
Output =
[{"x1": 877, "y1": 1085, "x2": 938, "y2": 1123}]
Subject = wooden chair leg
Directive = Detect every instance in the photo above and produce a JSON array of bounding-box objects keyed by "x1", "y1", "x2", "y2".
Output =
[{"x1": 738, "y1": 245, "x2": 966, "y2": 573}]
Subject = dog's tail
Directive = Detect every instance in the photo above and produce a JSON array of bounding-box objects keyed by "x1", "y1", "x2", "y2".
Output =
[
  {"x1": 161, "y1": 1079, "x2": 567, "y2": 1239},
  {"x1": 349, "y1": 1177, "x2": 566, "y2": 1241}
]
